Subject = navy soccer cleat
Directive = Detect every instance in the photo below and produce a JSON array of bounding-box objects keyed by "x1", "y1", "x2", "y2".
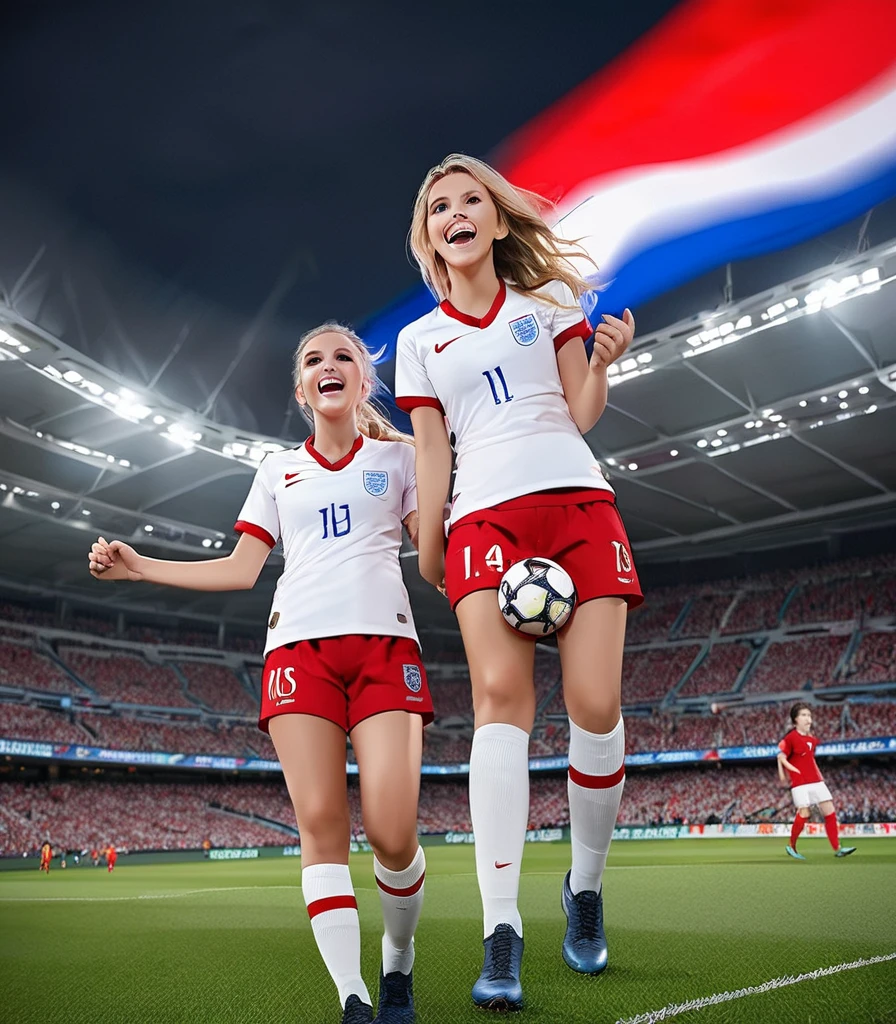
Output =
[
  {"x1": 785, "y1": 845, "x2": 807, "y2": 861},
  {"x1": 561, "y1": 871, "x2": 608, "y2": 975},
  {"x1": 471, "y1": 923, "x2": 524, "y2": 1012},
  {"x1": 835, "y1": 846, "x2": 857, "y2": 858},
  {"x1": 342, "y1": 994, "x2": 374, "y2": 1024},
  {"x1": 374, "y1": 966, "x2": 415, "y2": 1024}
]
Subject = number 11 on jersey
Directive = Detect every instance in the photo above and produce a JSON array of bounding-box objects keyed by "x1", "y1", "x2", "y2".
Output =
[{"x1": 482, "y1": 366, "x2": 513, "y2": 405}]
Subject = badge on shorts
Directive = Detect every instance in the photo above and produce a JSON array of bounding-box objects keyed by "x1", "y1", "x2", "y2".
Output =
[
  {"x1": 363, "y1": 471, "x2": 389, "y2": 496},
  {"x1": 509, "y1": 314, "x2": 539, "y2": 346},
  {"x1": 403, "y1": 664, "x2": 422, "y2": 693}
]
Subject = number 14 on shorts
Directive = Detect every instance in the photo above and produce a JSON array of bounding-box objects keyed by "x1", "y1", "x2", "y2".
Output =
[{"x1": 463, "y1": 544, "x2": 504, "y2": 580}]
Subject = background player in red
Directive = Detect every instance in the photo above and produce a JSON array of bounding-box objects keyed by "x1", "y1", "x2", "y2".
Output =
[
  {"x1": 778, "y1": 701, "x2": 857, "y2": 860},
  {"x1": 396, "y1": 154, "x2": 639, "y2": 1011},
  {"x1": 39, "y1": 840, "x2": 51, "y2": 874},
  {"x1": 105, "y1": 844, "x2": 117, "y2": 872},
  {"x1": 87, "y1": 323, "x2": 433, "y2": 1024}
]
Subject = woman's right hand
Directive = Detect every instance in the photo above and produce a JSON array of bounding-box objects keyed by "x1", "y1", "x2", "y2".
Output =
[
  {"x1": 88, "y1": 537, "x2": 144, "y2": 582},
  {"x1": 418, "y1": 546, "x2": 446, "y2": 595}
]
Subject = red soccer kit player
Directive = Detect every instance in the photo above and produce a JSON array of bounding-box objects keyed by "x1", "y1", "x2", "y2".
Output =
[
  {"x1": 105, "y1": 845, "x2": 117, "y2": 872},
  {"x1": 39, "y1": 842, "x2": 51, "y2": 874},
  {"x1": 778, "y1": 702, "x2": 856, "y2": 860}
]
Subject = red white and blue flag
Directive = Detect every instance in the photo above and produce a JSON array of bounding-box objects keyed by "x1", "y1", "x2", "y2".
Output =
[{"x1": 367, "y1": 0, "x2": 896, "y2": 400}]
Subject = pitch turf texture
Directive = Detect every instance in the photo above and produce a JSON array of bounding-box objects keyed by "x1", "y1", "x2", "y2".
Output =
[{"x1": 2, "y1": 840, "x2": 894, "y2": 1024}]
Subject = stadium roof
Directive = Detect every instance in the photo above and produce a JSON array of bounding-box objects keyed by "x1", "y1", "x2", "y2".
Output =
[{"x1": 1, "y1": 229, "x2": 895, "y2": 634}]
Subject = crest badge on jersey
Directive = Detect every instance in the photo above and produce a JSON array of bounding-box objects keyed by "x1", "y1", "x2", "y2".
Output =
[
  {"x1": 363, "y1": 471, "x2": 389, "y2": 496},
  {"x1": 509, "y1": 314, "x2": 539, "y2": 346},
  {"x1": 403, "y1": 664, "x2": 422, "y2": 693}
]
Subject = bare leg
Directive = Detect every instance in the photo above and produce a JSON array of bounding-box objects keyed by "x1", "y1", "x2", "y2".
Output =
[{"x1": 269, "y1": 714, "x2": 370, "y2": 1010}]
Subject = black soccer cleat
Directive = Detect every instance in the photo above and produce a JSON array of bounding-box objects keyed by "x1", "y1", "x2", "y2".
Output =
[
  {"x1": 342, "y1": 993, "x2": 374, "y2": 1024},
  {"x1": 374, "y1": 965, "x2": 415, "y2": 1023}
]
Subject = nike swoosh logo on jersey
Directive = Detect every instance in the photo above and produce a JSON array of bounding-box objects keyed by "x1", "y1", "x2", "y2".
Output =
[
  {"x1": 617, "y1": 576, "x2": 634, "y2": 584},
  {"x1": 494, "y1": 861, "x2": 512, "y2": 869},
  {"x1": 284, "y1": 473, "x2": 304, "y2": 487},
  {"x1": 434, "y1": 332, "x2": 474, "y2": 354}
]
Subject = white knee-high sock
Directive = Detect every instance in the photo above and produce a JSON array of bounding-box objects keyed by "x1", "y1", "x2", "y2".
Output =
[
  {"x1": 567, "y1": 716, "x2": 626, "y2": 896},
  {"x1": 374, "y1": 846, "x2": 425, "y2": 976},
  {"x1": 469, "y1": 722, "x2": 530, "y2": 938},
  {"x1": 302, "y1": 863, "x2": 370, "y2": 1008}
]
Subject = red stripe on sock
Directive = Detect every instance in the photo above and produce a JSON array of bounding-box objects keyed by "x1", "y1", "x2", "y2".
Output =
[
  {"x1": 568, "y1": 762, "x2": 626, "y2": 789},
  {"x1": 375, "y1": 871, "x2": 425, "y2": 898},
  {"x1": 306, "y1": 894, "x2": 357, "y2": 919}
]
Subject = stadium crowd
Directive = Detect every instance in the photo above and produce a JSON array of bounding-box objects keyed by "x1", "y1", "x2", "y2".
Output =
[
  {"x1": 4, "y1": 762, "x2": 893, "y2": 857},
  {"x1": 677, "y1": 641, "x2": 754, "y2": 697}
]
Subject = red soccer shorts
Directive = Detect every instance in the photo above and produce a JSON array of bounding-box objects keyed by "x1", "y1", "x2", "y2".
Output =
[
  {"x1": 445, "y1": 491, "x2": 644, "y2": 614},
  {"x1": 259, "y1": 634, "x2": 434, "y2": 734}
]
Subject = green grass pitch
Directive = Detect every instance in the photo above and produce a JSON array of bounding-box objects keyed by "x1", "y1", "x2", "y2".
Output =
[{"x1": 2, "y1": 839, "x2": 894, "y2": 1023}]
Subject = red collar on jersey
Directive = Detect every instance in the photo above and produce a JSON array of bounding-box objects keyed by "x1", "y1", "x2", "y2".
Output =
[
  {"x1": 440, "y1": 278, "x2": 506, "y2": 328},
  {"x1": 305, "y1": 434, "x2": 364, "y2": 471}
]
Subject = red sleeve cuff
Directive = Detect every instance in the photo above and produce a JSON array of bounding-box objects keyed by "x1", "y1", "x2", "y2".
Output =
[
  {"x1": 234, "y1": 520, "x2": 277, "y2": 548},
  {"x1": 554, "y1": 317, "x2": 593, "y2": 352},
  {"x1": 395, "y1": 395, "x2": 444, "y2": 414}
]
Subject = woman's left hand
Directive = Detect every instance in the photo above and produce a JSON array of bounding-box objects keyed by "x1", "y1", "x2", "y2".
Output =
[{"x1": 590, "y1": 308, "x2": 635, "y2": 373}]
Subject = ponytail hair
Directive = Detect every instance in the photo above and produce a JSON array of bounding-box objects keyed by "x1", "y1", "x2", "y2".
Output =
[{"x1": 292, "y1": 323, "x2": 413, "y2": 445}]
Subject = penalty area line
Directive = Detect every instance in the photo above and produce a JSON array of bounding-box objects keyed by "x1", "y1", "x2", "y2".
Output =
[
  {"x1": 616, "y1": 952, "x2": 896, "y2": 1024},
  {"x1": 0, "y1": 884, "x2": 300, "y2": 903}
]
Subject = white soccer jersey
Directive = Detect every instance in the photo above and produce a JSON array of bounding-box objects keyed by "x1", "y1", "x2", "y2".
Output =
[
  {"x1": 234, "y1": 436, "x2": 419, "y2": 655},
  {"x1": 395, "y1": 278, "x2": 614, "y2": 525}
]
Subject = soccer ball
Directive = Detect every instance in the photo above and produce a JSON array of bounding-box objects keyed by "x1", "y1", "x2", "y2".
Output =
[{"x1": 498, "y1": 557, "x2": 577, "y2": 636}]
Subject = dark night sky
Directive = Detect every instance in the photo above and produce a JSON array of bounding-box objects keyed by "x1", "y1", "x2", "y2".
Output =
[
  {"x1": 2, "y1": 1, "x2": 893, "y2": 436},
  {"x1": 0, "y1": 1, "x2": 680, "y2": 321}
]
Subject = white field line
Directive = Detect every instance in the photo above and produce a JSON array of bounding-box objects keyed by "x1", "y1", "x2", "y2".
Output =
[
  {"x1": 0, "y1": 863, "x2": 745, "y2": 901},
  {"x1": 0, "y1": 885, "x2": 300, "y2": 903},
  {"x1": 617, "y1": 952, "x2": 896, "y2": 1024}
]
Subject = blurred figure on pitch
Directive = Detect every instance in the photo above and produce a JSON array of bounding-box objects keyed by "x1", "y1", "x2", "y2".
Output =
[
  {"x1": 39, "y1": 840, "x2": 51, "y2": 874},
  {"x1": 105, "y1": 844, "x2": 117, "y2": 872},
  {"x1": 778, "y1": 702, "x2": 857, "y2": 860},
  {"x1": 87, "y1": 323, "x2": 432, "y2": 1024}
]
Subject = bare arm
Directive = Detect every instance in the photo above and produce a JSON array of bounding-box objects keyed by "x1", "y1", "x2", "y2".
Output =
[
  {"x1": 558, "y1": 310, "x2": 635, "y2": 434},
  {"x1": 88, "y1": 532, "x2": 271, "y2": 591},
  {"x1": 409, "y1": 406, "x2": 453, "y2": 589},
  {"x1": 777, "y1": 751, "x2": 800, "y2": 781}
]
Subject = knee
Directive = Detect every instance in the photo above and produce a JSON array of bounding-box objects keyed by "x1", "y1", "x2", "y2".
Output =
[
  {"x1": 472, "y1": 669, "x2": 534, "y2": 723},
  {"x1": 799, "y1": 808, "x2": 811, "y2": 819},
  {"x1": 364, "y1": 822, "x2": 417, "y2": 867},
  {"x1": 297, "y1": 798, "x2": 350, "y2": 842},
  {"x1": 565, "y1": 692, "x2": 620, "y2": 735}
]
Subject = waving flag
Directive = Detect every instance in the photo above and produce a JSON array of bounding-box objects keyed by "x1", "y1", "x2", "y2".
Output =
[
  {"x1": 500, "y1": 0, "x2": 896, "y2": 318},
  {"x1": 366, "y1": 0, "x2": 896, "y2": 418}
]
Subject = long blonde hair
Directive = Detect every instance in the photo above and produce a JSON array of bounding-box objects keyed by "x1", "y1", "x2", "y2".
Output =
[
  {"x1": 293, "y1": 323, "x2": 413, "y2": 444},
  {"x1": 409, "y1": 153, "x2": 593, "y2": 303}
]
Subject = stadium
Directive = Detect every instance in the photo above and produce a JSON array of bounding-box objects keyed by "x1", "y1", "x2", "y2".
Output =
[{"x1": 1, "y1": 3, "x2": 895, "y2": 1023}]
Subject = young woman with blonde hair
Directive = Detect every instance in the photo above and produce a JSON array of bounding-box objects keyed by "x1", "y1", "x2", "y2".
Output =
[
  {"x1": 396, "y1": 154, "x2": 641, "y2": 1011},
  {"x1": 89, "y1": 323, "x2": 431, "y2": 1024}
]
